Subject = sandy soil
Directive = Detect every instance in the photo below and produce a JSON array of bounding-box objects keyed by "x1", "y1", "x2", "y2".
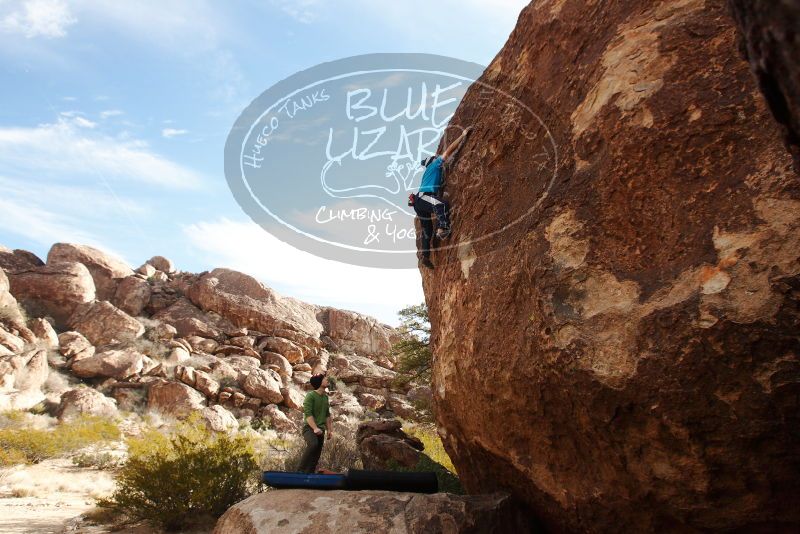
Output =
[{"x1": 0, "y1": 458, "x2": 116, "y2": 534}]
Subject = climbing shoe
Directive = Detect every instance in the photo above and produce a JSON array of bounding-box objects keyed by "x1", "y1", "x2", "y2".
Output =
[
  {"x1": 420, "y1": 257, "x2": 434, "y2": 269},
  {"x1": 436, "y1": 227, "x2": 451, "y2": 239}
]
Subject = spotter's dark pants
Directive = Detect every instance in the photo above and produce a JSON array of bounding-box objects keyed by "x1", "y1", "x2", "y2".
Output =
[
  {"x1": 413, "y1": 192, "x2": 450, "y2": 259},
  {"x1": 297, "y1": 424, "x2": 325, "y2": 473}
]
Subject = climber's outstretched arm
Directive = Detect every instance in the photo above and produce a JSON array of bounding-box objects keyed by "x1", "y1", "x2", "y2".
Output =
[{"x1": 441, "y1": 126, "x2": 472, "y2": 162}]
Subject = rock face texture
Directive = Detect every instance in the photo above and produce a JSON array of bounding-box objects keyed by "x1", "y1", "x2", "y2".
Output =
[
  {"x1": 213, "y1": 489, "x2": 531, "y2": 534},
  {"x1": 423, "y1": 1, "x2": 800, "y2": 532},
  {"x1": 729, "y1": 0, "x2": 800, "y2": 169}
]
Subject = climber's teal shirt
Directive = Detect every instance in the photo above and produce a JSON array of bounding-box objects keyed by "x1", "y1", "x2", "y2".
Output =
[{"x1": 418, "y1": 156, "x2": 444, "y2": 193}]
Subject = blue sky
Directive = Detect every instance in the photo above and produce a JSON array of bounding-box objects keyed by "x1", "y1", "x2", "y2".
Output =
[{"x1": 0, "y1": 0, "x2": 527, "y2": 325}]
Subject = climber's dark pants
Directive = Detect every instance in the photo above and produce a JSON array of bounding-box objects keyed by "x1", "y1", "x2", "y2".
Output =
[
  {"x1": 297, "y1": 424, "x2": 325, "y2": 473},
  {"x1": 413, "y1": 192, "x2": 450, "y2": 259}
]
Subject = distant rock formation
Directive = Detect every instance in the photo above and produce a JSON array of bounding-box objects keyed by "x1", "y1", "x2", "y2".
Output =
[
  {"x1": 422, "y1": 0, "x2": 800, "y2": 532},
  {"x1": 1, "y1": 241, "x2": 422, "y2": 432}
]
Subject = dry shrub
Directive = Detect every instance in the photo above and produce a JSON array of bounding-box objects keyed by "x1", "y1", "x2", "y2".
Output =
[
  {"x1": 0, "y1": 413, "x2": 120, "y2": 466},
  {"x1": 265, "y1": 426, "x2": 363, "y2": 473},
  {"x1": 100, "y1": 415, "x2": 261, "y2": 531}
]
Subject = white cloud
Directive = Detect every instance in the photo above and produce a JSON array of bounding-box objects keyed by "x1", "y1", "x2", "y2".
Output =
[
  {"x1": 0, "y1": 175, "x2": 144, "y2": 256},
  {"x1": 272, "y1": 0, "x2": 320, "y2": 23},
  {"x1": 0, "y1": 0, "x2": 76, "y2": 38},
  {"x1": 161, "y1": 128, "x2": 188, "y2": 138},
  {"x1": 183, "y1": 218, "x2": 424, "y2": 325},
  {"x1": 0, "y1": 116, "x2": 202, "y2": 189},
  {"x1": 99, "y1": 109, "x2": 123, "y2": 119}
]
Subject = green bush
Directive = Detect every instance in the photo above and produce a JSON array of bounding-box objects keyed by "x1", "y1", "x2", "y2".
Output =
[
  {"x1": 100, "y1": 417, "x2": 261, "y2": 531},
  {"x1": 0, "y1": 414, "x2": 120, "y2": 466},
  {"x1": 404, "y1": 424, "x2": 456, "y2": 473}
]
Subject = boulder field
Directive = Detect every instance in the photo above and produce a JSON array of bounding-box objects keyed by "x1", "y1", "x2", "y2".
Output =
[
  {"x1": 422, "y1": 0, "x2": 800, "y2": 532},
  {"x1": 1, "y1": 242, "x2": 421, "y2": 432}
]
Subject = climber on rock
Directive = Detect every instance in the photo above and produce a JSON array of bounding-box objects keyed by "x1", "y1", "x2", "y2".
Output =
[{"x1": 412, "y1": 126, "x2": 472, "y2": 269}]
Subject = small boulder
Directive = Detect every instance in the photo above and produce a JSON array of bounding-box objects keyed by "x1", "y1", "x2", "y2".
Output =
[
  {"x1": 242, "y1": 367, "x2": 284, "y2": 404},
  {"x1": 259, "y1": 337, "x2": 305, "y2": 364},
  {"x1": 194, "y1": 370, "x2": 220, "y2": 399},
  {"x1": 0, "y1": 327, "x2": 25, "y2": 354},
  {"x1": 201, "y1": 404, "x2": 237, "y2": 432},
  {"x1": 262, "y1": 403, "x2": 297, "y2": 433},
  {"x1": 136, "y1": 263, "x2": 156, "y2": 277},
  {"x1": 58, "y1": 331, "x2": 95, "y2": 360},
  {"x1": 147, "y1": 255, "x2": 175, "y2": 274},
  {"x1": 280, "y1": 386, "x2": 305, "y2": 411},
  {"x1": 386, "y1": 394, "x2": 418, "y2": 420},
  {"x1": 68, "y1": 301, "x2": 144, "y2": 346},
  {"x1": 262, "y1": 351, "x2": 292, "y2": 377},
  {"x1": 113, "y1": 276, "x2": 151, "y2": 316},
  {"x1": 0, "y1": 348, "x2": 49, "y2": 410},
  {"x1": 151, "y1": 323, "x2": 178, "y2": 342},
  {"x1": 71, "y1": 348, "x2": 145, "y2": 380},
  {"x1": 30, "y1": 318, "x2": 58, "y2": 349},
  {"x1": 57, "y1": 387, "x2": 118, "y2": 420},
  {"x1": 147, "y1": 380, "x2": 206, "y2": 417},
  {"x1": 356, "y1": 419, "x2": 424, "y2": 470}
]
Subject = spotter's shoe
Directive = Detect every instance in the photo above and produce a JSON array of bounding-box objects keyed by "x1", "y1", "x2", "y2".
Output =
[{"x1": 436, "y1": 227, "x2": 451, "y2": 239}]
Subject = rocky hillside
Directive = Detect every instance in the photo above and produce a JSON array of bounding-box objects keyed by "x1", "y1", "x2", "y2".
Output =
[
  {"x1": 423, "y1": 0, "x2": 799, "y2": 532},
  {"x1": 1, "y1": 243, "x2": 427, "y2": 432}
]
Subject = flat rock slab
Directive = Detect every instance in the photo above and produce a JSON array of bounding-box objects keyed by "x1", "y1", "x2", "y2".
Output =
[{"x1": 213, "y1": 489, "x2": 531, "y2": 534}]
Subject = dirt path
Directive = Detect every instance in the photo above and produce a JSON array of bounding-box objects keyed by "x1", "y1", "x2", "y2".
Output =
[{"x1": 0, "y1": 459, "x2": 115, "y2": 533}]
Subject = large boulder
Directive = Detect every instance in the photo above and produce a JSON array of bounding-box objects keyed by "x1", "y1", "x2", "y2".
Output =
[
  {"x1": 71, "y1": 348, "x2": 145, "y2": 379},
  {"x1": 317, "y1": 307, "x2": 396, "y2": 359},
  {"x1": 68, "y1": 301, "x2": 144, "y2": 346},
  {"x1": 187, "y1": 268, "x2": 323, "y2": 338},
  {"x1": 0, "y1": 246, "x2": 44, "y2": 274},
  {"x1": 8, "y1": 262, "x2": 95, "y2": 327},
  {"x1": 57, "y1": 387, "x2": 118, "y2": 420},
  {"x1": 113, "y1": 275, "x2": 151, "y2": 316},
  {"x1": 47, "y1": 243, "x2": 133, "y2": 300},
  {"x1": 147, "y1": 380, "x2": 206, "y2": 417},
  {"x1": 423, "y1": 1, "x2": 800, "y2": 532},
  {"x1": 213, "y1": 490, "x2": 531, "y2": 534}
]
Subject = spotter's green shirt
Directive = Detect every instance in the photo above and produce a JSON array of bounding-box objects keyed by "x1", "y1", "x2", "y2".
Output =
[{"x1": 303, "y1": 390, "x2": 330, "y2": 430}]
